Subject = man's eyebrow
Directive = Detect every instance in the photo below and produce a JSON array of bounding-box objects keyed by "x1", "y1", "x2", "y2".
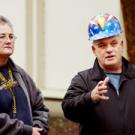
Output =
[
  {"x1": 111, "y1": 39, "x2": 118, "y2": 42},
  {"x1": 94, "y1": 42, "x2": 105, "y2": 46}
]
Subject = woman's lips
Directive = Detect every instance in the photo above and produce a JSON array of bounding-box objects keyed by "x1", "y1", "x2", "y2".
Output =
[{"x1": 4, "y1": 45, "x2": 12, "y2": 48}]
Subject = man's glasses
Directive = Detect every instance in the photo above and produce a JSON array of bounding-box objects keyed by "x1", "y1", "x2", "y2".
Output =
[{"x1": 0, "y1": 33, "x2": 16, "y2": 41}]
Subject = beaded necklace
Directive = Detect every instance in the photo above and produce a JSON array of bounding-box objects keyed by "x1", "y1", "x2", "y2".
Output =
[{"x1": 0, "y1": 67, "x2": 17, "y2": 118}]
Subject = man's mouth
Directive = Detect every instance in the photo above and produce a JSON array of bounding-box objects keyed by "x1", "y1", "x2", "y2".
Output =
[{"x1": 106, "y1": 55, "x2": 115, "y2": 59}]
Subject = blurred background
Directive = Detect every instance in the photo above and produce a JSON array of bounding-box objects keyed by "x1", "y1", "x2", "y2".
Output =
[{"x1": 0, "y1": 0, "x2": 134, "y2": 134}]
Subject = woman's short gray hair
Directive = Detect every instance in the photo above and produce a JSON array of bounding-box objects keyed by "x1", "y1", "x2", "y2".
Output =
[{"x1": 0, "y1": 15, "x2": 13, "y2": 29}]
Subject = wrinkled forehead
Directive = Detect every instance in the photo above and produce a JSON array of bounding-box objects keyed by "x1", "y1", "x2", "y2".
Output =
[
  {"x1": 0, "y1": 23, "x2": 13, "y2": 33},
  {"x1": 93, "y1": 35, "x2": 122, "y2": 45}
]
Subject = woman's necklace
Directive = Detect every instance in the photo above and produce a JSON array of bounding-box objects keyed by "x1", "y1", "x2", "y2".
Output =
[{"x1": 0, "y1": 67, "x2": 17, "y2": 118}]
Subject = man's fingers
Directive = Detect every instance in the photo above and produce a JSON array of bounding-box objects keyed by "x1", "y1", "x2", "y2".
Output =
[
  {"x1": 98, "y1": 90, "x2": 108, "y2": 95},
  {"x1": 99, "y1": 95, "x2": 109, "y2": 100},
  {"x1": 98, "y1": 77, "x2": 109, "y2": 87},
  {"x1": 98, "y1": 81, "x2": 103, "y2": 86},
  {"x1": 98, "y1": 85, "x2": 107, "y2": 91},
  {"x1": 91, "y1": 77, "x2": 110, "y2": 103},
  {"x1": 103, "y1": 77, "x2": 109, "y2": 85}
]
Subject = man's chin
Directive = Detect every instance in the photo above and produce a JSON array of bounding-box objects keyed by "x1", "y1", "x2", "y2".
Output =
[{"x1": 105, "y1": 61, "x2": 117, "y2": 66}]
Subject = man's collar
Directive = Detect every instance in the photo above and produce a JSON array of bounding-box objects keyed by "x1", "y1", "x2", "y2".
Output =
[
  {"x1": 91, "y1": 57, "x2": 135, "y2": 81},
  {"x1": 91, "y1": 58, "x2": 106, "y2": 81}
]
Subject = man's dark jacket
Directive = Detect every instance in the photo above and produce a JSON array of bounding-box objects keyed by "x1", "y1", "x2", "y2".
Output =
[{"x1": 62, "y1": 57, "x2": 135, "y2": 135}]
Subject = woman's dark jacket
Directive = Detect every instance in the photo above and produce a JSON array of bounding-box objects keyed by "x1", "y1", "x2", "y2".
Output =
[
  {"x1": 0, "y1": 58, "x2": 49, "y2": 135},
  {"x1": 62, "y1": 57, "x2": 135, "y2": 135}
]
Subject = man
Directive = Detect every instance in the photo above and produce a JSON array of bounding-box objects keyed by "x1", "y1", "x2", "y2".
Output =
[
  {"x1": 0, "y1": 16, "x2": 49, "y2": 135},
  {"x1": 62, "y1": 13, "x2": 135, "y2": 135}
]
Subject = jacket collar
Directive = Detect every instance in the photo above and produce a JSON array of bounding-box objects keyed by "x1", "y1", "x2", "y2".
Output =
[
  {"x1": 91, "y1": 57, "x2": 135, "y2": 81},
  {"x1": 122, "y1": 57, "x2": 135, "y2": 78},
  {"x1": 91, "y1": 58, "x2": 106, "y2": 81},
  {"x1": 7, "y1": 58, "x2": 19, "y2": 72}
]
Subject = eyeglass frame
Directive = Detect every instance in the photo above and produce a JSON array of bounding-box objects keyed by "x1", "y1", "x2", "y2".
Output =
[{"x1": 0, "y1": 33, "x2": 17, "y2": 42}]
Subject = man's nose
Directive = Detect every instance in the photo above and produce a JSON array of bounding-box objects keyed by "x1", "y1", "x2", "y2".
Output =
[{"x1": 106, "y1": 44, "x2": 113, "y2": 52}]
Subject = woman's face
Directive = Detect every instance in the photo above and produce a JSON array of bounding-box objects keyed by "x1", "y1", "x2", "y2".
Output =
[{"x1": 0, "y1": 23, "x2": 15, "y2": 58}]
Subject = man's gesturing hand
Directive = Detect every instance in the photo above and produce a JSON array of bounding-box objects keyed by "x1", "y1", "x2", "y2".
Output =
[{"x1": 91, "y1": 77, "x2": 110, "y2": 103}]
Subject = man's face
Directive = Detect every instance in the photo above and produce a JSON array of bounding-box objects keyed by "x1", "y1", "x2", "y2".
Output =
[
  {"x1": 0, "y1": 23, "x2": 15, "y2": 58},
  {"x1": 92, "y1": 35, "x2": 123, "y2": 72}
]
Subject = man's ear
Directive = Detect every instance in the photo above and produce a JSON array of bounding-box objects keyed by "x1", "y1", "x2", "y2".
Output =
[
  {"x1": 92, "y1": 45, "x2": 96, "y2": 55},
  {"x1": 121, "y1": 40, "x2": 124, "y2": 47},
  {"x1": 121, "y1": 40, "x2": 124, "y2": 51}
]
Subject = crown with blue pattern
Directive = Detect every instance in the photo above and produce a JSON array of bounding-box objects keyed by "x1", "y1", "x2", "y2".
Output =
[{"x1": 88, "y1": 13, "x2": 122, "y2": 41}]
